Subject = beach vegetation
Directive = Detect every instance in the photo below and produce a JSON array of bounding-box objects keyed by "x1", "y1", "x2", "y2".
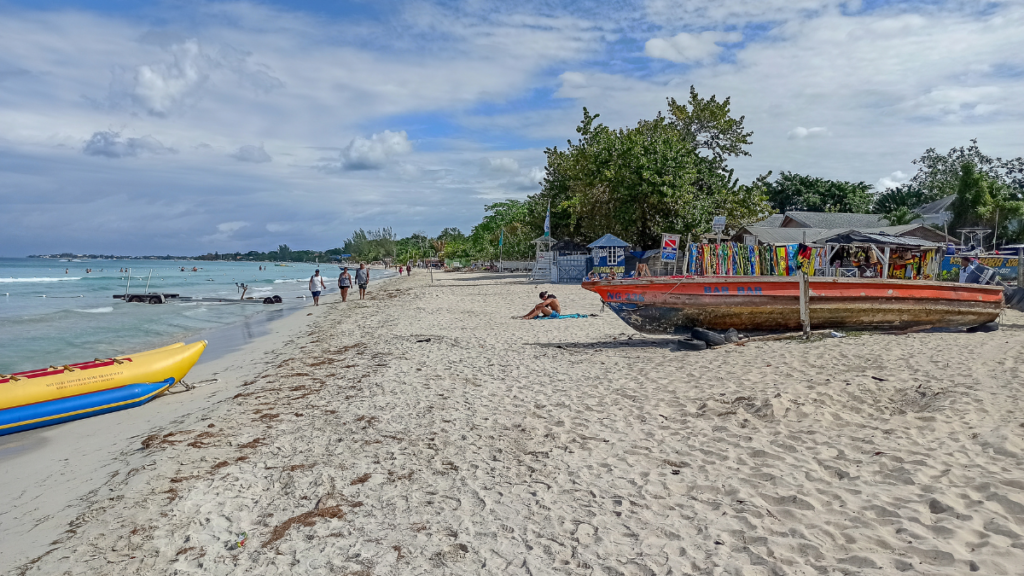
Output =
[
  {"x1": 764, "y1": 172, "x2": 875, "y2": 214},
  {"x1": 949, "y1": 162, "x2": 1024, "y2": 243},
  {"x1": 532, "y1": 87, "x2": 772, "y2": 249}
]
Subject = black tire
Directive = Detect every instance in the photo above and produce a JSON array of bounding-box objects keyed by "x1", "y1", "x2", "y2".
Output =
[
  {"x1": 272, "y1": 295, "x2": 283, "y2": 303},
  {"x1": 678, "y1": 337, "x2": 707, "y2": 351},
  {"x1": 725, "y1": 328, "x2": 740, "y2": 343},
  {"x1": 692, "y1": 327, "x2": 728, "y2": 347},
  {"x1": 148, "y1": 296, "x2": 162, "y2": 304},
  {"x1": 128, "y1": 296, "x2": 143, "y2": 303},
  {"x1": 263, "y1": 297, "x2": 274, "y2": 304},
  {"x1": 966, "y1": 321, "x2": 1000, "y2": 333},
  {"x1": 1008, "y1": 287, "x2": 1024, "y2": 308}
]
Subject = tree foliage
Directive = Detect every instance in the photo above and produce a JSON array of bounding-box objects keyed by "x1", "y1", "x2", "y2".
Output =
[
  {"x1": 533, "y1": 88, "x2": 770, "y2": 249},
  {"x1": 764, "y1": 172, "x2": 875, "y2": 214},
  {"x1": 873, "y1": 140, "x2": 1024, "y2": 219},
  {"x1": 948, "y1": 162, "x2": 1024, "y2": 246},
  {"x1": 466, "y1": 200, "x2": 536, "y2": 261}
]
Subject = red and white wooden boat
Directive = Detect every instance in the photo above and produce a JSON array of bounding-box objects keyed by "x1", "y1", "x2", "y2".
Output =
[{"x1": 582, "y1": 276, "x2": 1004, "y2": 334}]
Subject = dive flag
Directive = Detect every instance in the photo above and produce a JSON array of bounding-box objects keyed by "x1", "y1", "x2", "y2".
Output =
[
  {"x1": 544, "y1": 201, "x2": 551, "y2": 237},
  {"x1": 661, "y1": 233, "x2": 681, "y2": 261}
]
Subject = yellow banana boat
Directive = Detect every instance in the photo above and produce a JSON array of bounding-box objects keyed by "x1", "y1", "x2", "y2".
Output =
[{"x1": 0, "y1": 341, "x2": 206, "y2": 435}]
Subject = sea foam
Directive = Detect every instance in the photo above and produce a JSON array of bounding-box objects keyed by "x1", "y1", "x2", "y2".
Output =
[{"x1": 0, "y1": 277, "x2": 82, "y2": 283}]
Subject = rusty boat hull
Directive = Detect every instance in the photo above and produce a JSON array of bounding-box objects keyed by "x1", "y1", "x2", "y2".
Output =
[{"x1": 582, "y1": 277, "x2": 1004, "y2": 334}]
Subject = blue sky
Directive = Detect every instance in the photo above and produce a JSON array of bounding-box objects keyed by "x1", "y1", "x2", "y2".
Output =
[{"x1": 1, "y1": 0, "x2": 1022, "y2": 255}]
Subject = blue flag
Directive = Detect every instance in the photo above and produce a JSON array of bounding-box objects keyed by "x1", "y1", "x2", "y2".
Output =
[
  {"x1": 499, "y1": 229, "x2": 504, "y2": 247},
  {"x1": 544, "y1": 201, "x2": 551, "y2": 237}
]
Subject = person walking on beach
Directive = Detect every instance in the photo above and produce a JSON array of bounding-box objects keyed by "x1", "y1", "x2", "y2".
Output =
[
  {"x1": 406, "y1": 261, "x2": 412, "y2": 276},
  {"x1": 338, "y1": 267, "x2": 352, "y2": 302},
  {"x1": 309, "y1": 269, "x2": 326, "y2": 306},
  {"x1": 355, "y1": 263, "x2": 370, "y2": 300}
]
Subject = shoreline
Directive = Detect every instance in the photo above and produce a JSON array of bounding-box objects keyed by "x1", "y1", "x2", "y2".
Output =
[
  {"x1": 6, "y1": 271, "x2": 1024, "y2": 575},
  {"x1": 0, "y1": 273, "x2": 402, "y2": 573}
]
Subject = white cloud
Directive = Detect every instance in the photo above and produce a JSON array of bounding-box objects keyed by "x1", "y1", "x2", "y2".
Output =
[
  {"x1": 82, "y1": 130, "x2": 176, "y2": 158},
  {"x1": 130, "y1": 40, "x2": 209, "y2": 116},
  {"x1": 232, "y1": 144, "x2": 272, "y2": 163},
  {"x1": 904, "y1": 86, "x2": 1002, "y2": 120},
  {"x1": 787, "y1": 126, "x2": 830, "y2": 139},
  {"x1": 507, "y1": 166, "x2": 545, "y2": 190},
  {"x1": 481, "y1": 157, "x2": 521, "y2": 173},
  {"x1": 266, "y1": 223, "x2": 290, "y2": 232},
  {"x1": 644, "y1": 31, "x2": 743, "y2": 64},
  {"x1": 3, "y1": 1, "x2": 1024, "y2": 256},
  {"x1": 217, "y1": 221, "x2": 248, "y2": 233},
  {"x1": 876, "y1": 170, "x2": 910, "y2": 190},
  {"x1": 338, "y1": 130, "x2": 412, "y2": 170}
]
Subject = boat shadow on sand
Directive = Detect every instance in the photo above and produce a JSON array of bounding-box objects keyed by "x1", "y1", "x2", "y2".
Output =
[{"x1": 529, "y1": 339, "x2": 679, "y2": 351}]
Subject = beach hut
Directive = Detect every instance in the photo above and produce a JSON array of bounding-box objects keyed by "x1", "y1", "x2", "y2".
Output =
[{"x1": 588, "y1": 234, "x2": 630, "y2": 277}]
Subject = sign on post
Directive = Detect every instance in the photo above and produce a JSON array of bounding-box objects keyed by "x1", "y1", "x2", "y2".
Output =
[
  {"x1": 660, "y1": 234, "x2": 681, "y2": 262},
  {"x1": 711, "y1": 216, "x2": 727, "y2": 233}
]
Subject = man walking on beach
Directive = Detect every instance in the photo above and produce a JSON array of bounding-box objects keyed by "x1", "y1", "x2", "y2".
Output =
[
  {"x1": 406, "y1": 261, "x2": 412, "y2": 275},
  {"x1": 355, "y1": 263, "x2": 370, "y2": 300},
  {"x1": 309, "y1": 269, "x2": 326, "y2": 306}
]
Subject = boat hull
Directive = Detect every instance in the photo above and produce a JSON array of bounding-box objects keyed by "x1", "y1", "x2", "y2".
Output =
[
  {"x1": 584, "y1": 277, "x2": 1003, "y2": 334},
  {"x1": 0, "y1": 378, "x2": 174, "y2": 436},
  {"x1": 1, "y1": 341, "x2": 206, "y2": 411}
]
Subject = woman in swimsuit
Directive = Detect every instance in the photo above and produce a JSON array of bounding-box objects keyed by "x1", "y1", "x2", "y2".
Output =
[{"x1": 339, "y1": 267, "x2": 353, "y2": 302}]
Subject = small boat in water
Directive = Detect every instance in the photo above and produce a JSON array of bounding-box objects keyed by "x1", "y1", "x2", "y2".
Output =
[
  {"x1": 0, "y1": 341, "x2": 206, "y2": 436},
  {"x1": 583, "y1": 276, "x2": 1004, "y2": 334}
]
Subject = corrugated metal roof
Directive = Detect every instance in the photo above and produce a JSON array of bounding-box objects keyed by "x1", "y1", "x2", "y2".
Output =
[
  {"x1": 783, "y1": 212, "x2": 889, "y2": 229},
  {"x1": 753, "y1": 214, "x2": 785, "y2": 227},
  {"x1": 915, "y1": 195, "x2": 955, "y2": 216},
  {"x1": 588, "y1": 234, "x2": 630, "y2": 248},
  {"x1": 733, "y1": 225, "x2": 947, "y2": 247},
  {"x1": 817, "y1": 230, "x2": 944, "y2": 248},
  {"x1": 732, "y1": 227, "x2": 833, "y2": 245}
]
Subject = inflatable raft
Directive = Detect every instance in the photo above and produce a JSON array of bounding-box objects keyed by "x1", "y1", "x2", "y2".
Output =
[{"x1": 0, "y1": 341, "x2": 206, "y2": 436}]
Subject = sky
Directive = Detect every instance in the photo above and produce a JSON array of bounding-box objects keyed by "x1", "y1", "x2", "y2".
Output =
[{"x1": 1, "y1": 0, "x2": 1022, "y2": 256}]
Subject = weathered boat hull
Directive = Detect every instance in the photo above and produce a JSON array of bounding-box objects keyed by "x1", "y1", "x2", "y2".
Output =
[{"x1": 583, "y1": 277, "x2": 1003, "y2": 334}]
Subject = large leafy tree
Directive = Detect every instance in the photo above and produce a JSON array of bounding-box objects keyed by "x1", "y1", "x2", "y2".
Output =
[
  {"x1": 533, "y1": 87, "x2": 771, "y2": 249},
  {"x1": 873, "y1": 140, "x2": 1024, "y2": 218},
  {"x1": 467, "y1": 200, "x2": 535, "y2": 261},
  {"x1": 949, "y1": 162, "x2": 1024, "y2": 246},
  {"x1": 764, "y1": 172, "x2": 875, "y2": 214}
]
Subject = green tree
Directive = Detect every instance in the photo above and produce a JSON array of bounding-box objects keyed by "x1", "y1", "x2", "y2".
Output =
[
  {"x1": 467, "y1": 200, "x2": 535, "y2": 261},
  {"x1": 533, "y1": 88, "x2": 770, "y2": 249},
  {"x1": 875, "y1": 140, "x2": 1024, "y2": 219},
  {"x1": 277, "y1": 244, "x2": 292, "y2": 261},
  {"x1": 764, "y1": 172, "x2": 875, "y2": 214},
  {"x1": 950, "y1": 162, "x2": 1024, "y2": 247}
]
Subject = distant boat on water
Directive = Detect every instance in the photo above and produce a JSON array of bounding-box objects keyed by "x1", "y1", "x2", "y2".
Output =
[{"x1": 583, "y1": 276, "x2": 1003, "y2": 334}]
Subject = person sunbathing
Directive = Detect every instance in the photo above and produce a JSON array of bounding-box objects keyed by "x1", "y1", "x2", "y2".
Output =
[{"x1": 522, "y1": 291, "x2": 561, "y2": 319}]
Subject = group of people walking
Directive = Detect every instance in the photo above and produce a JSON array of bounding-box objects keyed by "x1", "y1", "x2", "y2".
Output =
[{"x1": 307, "y1": 263, "x2": 372, "y2": 306}]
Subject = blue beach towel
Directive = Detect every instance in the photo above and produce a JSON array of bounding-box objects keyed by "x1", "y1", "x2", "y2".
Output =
[{"x1": 536, "y1": 313, "x2": 588, "y2": 320}]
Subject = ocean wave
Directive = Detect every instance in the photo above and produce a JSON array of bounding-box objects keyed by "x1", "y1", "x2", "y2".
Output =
[
  {"x1": 0, "y1": 277, "x2": 82, "y2": 283},
  {"x1": 273, "y1": 278, "x2": 309, "y2": 283},
  {"x1": 76, "y1": 306, "x2": 114, "y2": 313}
]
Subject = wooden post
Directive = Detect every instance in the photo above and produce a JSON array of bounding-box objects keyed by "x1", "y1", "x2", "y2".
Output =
[
  {"x1": 882, "y1": 246, "x2": 890, "y2": 279},
  {"x1": 1018, "y1": 247, "x2": 1023, "y2": 287},
  {"x1": 683, "y1": 234, "x2": 690, "y2": 275},
  {"x1": 799, "y1": 271, "x2": 810, "y2": 338}
]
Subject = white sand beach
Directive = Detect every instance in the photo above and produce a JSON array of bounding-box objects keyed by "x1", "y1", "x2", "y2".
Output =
[{"x1": 5, "y1": 271, "x2": 1024, "y2": 575}]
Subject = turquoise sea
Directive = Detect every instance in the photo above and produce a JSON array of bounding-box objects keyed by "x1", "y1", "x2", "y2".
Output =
[{"x1": 0, "y1": 258, "x2": 393, "y2": 373}]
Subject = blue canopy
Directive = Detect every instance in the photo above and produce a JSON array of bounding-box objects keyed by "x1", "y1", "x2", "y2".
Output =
[{"x1": 588, "y1": 234, "x2": 630, "y2": 248}]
